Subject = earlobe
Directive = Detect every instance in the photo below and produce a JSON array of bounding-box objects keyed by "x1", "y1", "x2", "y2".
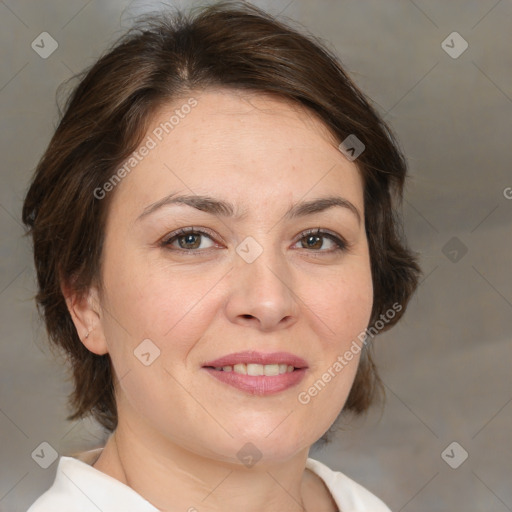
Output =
[{"x1": 61, "y1": 283, "x2": 109, "y2": 356}]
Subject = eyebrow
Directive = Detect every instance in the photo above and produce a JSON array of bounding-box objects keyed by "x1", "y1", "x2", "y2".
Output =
[{"x1": 136, "y1": 193, "x2": 361, "y2": 225}]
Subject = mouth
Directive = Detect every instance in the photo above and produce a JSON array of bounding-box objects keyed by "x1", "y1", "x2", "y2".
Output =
[
  {"x1": 201, "y1": 351, "x2": 308, "y2": 395},
  {"x1": 202, "y1": 350, "x2": 308, "y2": 372},
  {"x1": 204, "y1": 362, "x2": 297, "y2": 375}
]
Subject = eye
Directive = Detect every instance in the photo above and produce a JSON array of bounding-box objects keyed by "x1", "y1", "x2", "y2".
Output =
[
  {"x1": 294, "y1": 228, "x2": 348, "y2": 253},
  {"x1": 161, "y1": 227, "x2": 217, "y2": 252},
  {"x1": 160, "y1": 226, "x2": 349, "y2": 255}
]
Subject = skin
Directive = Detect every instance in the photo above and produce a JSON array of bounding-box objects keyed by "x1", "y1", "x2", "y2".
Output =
[{"x1": 64, "y1": 89, "x2": 373, "y2": 512}]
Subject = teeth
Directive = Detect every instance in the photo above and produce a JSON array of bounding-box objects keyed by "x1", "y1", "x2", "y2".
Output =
[
  {"x1": 247, "y1": 363, "x2": 263, "y2": 376},
  {"x1": 233, "y1": 363, "x2": 247, "y2": 375},
  {"x1": 263, "y1": 364, "x2": 279, "y2": 376},
  {"x1": 216, "y1": 363, "x2": 295, "y2": 375}
]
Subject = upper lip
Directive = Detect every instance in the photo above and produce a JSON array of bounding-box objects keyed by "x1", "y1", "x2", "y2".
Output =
[{"x1": 202, "y1": 351, "x2": 308, "y2": 369}]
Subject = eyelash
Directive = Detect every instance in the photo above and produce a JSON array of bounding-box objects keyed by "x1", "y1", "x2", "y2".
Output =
[{"x1": 160, "y1": 226, "x2": 349, "y2": 256}]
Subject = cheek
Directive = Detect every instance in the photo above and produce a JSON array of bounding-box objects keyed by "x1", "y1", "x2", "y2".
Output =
[
  {"x1": 295, "y1": 261, "x2": 373, "y2": 426},
  {"x1": 339, "y1": 275, "x2": 373, "y2": 340},
  {"x1": 99, "y1": 262, "x2": 225, "y2": 434},
  {"x1": 309, "y1": 262, "x2": 374, "y2": 350},
  {"x1": 101, "y1": 255, "x2": 222, "y2": 355}
]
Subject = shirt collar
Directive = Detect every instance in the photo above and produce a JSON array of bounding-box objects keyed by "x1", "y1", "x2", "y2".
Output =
[{"x1": 54, "y1": 454, "x2": 159, "y2": 511}]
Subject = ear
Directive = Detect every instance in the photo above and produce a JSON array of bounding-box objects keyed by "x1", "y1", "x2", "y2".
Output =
[{"x1": 61, "y1": 281, "x2": 109, "y2": 356}]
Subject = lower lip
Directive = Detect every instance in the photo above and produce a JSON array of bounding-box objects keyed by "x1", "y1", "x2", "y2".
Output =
[{"x1": 203, "y1": 367, "x2": 307, "y2": 395}]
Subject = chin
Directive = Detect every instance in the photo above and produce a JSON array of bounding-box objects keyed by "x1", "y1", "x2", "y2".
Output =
[{"x1": 222, "y1": 420, "x2": 316, "y2": 464}]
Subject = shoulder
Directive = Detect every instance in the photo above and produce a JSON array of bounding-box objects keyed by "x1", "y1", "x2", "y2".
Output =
[
  {"x1": 306, "y1": 457, "x2": 392, "y2": 512},
  {"x1": 26, "y1": 454, "x2": 104, "y2": 512},
  {"x1": 26, "y1": 453, "x2": 158, "y2": 512},
  {"x1": 26, "y1": 458, "x2": 88, "y2": 512}
]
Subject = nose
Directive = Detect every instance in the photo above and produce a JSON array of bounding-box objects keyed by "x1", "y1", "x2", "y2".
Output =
[{"x1": 224, "y1": 243, "x2": 299, "y2": 331}]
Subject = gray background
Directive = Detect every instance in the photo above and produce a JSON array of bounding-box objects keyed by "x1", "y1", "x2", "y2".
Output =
[{"x1": 1, "y1": 0, "x2": 511, "y2": 510}]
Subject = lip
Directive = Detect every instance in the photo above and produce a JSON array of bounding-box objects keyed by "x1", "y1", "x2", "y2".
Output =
[
  {"x1": 202, "y1": 350, "x2": 308, "y2": 369},
  {"x1": 202, "y1": 351, "x2": 308, "y2": 396},
  {"x1": 203, "y1": 367, "x2": 307, "y2": 395}
]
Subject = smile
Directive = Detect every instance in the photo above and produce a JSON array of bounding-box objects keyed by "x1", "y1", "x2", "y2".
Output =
[
  {"x1": 209, "y1": 363, "x2": 295, "y2": 375},
  {"x1": 202, "y1": 351, "x2": 308, "y2": 395}
]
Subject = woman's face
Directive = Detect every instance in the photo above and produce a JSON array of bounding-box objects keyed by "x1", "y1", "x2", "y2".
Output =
[{"x1": 91, "y1": 89, "x2": 373, "y2": 463}]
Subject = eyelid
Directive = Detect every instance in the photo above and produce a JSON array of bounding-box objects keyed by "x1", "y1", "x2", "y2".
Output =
[
  {"x1": 294, "y1": 227, "x2": 349, "y2": 252},
  {"x1": 160, "y1": 226, "x2": 350, "y2": 253},
  {"x1": 160, "y1": 226, "x2": 221, "y2": 247}
]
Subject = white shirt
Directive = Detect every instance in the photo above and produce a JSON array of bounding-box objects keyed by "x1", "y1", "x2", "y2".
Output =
[{"x1": 27, "y1": 449, "x2": 391, "y2": 511}]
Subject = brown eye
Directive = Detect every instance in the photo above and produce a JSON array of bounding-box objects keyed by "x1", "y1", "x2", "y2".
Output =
[
  {"x1": 176, "y1": 233, "x2": 202, "y2": 249},
  {"x1": 161, "y1": 228, "x2": 216, "y2": 252},
  {"x1": 296, "y1": 228, "x2": 348, "y2": 253}
]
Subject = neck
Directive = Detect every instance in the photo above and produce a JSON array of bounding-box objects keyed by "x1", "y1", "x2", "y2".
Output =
[{"x1": 93, "y1": 425, "x2": 315, "y2": 512}]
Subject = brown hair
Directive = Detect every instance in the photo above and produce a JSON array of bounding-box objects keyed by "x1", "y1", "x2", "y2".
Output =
[{"x1": 22, "y1": 1, "x2": 421, "y2": 435}]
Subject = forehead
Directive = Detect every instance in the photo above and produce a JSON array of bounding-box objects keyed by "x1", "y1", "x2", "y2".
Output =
[
  {"x1": 110, "y1": 89, "x2": 363, "y2": 214},
  {"x1": 154, "y1": 88, "x2": 341, "y2": 153}
]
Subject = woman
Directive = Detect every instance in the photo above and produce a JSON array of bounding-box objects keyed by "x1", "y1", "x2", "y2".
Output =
[{"x1": 23, "y1": 2, "x2": 420, "y2": 510}]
